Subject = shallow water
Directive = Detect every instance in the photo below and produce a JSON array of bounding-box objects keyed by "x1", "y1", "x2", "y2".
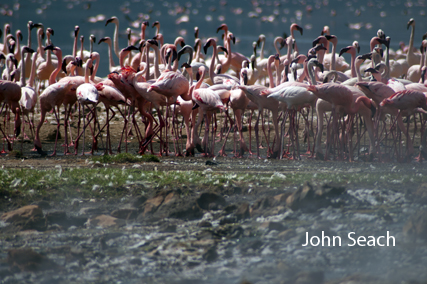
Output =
[{"x1": 2, "y1": 0, "x2": 427, "y2": 77}]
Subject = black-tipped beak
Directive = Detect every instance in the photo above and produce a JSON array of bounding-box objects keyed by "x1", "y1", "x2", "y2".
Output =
[
  {"x1": 312, "y1": 37, "x2": 321, "y2": 47},
  {"x1": 407, "y1": 18, "x2": 414, "y2": 30},
  {"x1": 105, "y1": 17, "x2": 114, "y2": 26},
  {"x1": 123, "y1": 45, "x2": 138, "y2": 52},
  {"x1": 216, "y1": 26, "x2": 223, "y2": 33},
  {"x1": 242, "y1": 71, "x2": 248, "y2": 85},
  {"x1": 143, "y1": 21, "x2": 149, "y2": 27},
  {"x1": 152, "y1": 21, "x2": 159, "y2": 28},
  {"x1": 171, "y1": 49, "x2": 178, "y2": 63},
  {"x1": 18, "y1": 32, "x2": 23, "y2": 42},
  {"x1": 203, "y1": 41, "x2": 211, "y2": 54},
  {"x1": 339, "y1": 47, "x2": 350, "y2": 57},
  {"x1": 147, "y1": 39, "x2": 158, "y2": 46},
  {"x1": 181, "y1": 62, "x2": 191, "y2": 69},
  {"x1": 98, "y1": 37, "x2": 108, "y2": 44},
  {"x1": 90, "y1": 35, "x2": 96, "y2": 43},
  {"x1": 44, "y1": 44, "x2": 55, "y2": 51},
  {"x1": 62, "y1": 59, "x2": 68, "y2": 74},
  {"x1": 48, "y1": 28, "x2": 54, "y2": 36},
  {"x1": 74, "y1": 26, "x2": 80, "y2": 37},
  {"x1": 364, "y1": 67, "x2": 378, "y2": 73},
  {"x1": 31, "y1": 22, "x2": 43, "y2": 30},
  {"x1": 24, "y1": 47, "x2": 35, "y2": 54},
  {"x1": 297, "y1": 25, "x2": 303, "y2": 36},
  {"x1": 317, "y1": 62, "x2": 324, "y2": 73},
  {"x1": 194, "y1": 27, "x2": 199, "y2": 38},
  {"x1": 219, "y1": 46, "x2": 228, "y2": 55}
]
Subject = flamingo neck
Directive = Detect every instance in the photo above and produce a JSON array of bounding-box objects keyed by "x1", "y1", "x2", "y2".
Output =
[
  {"x1": 91, "y1": 56, "x2": 99, "y2": 81},
  {"x1": 113, "y1": 21, "x2": 120, "y2": 59},
  {"x1": 209, "y1": 40, "x2": 217, "y2": 83},
  {"x1": 28, "y1": 52, "x2": 38, "y2": 88},
  {"x1": 266, "y1": 55, "x2": 275, "y2": 87},
  {"x1": 260, "y1": 39, "x2": 265, "y2": 60},
  {"x1": 330, "y1": 41, "x2": 336, "y2": 71},
  {"x1": 49, "y1": 50, "x2": 62, "y2": 85},
  {"x1": 84, "y1": 59, "x2": 92, "y2": 83},
  {"x1": 106, "y1": 39, "x2": 115, "y2": 71},
  {"x1": 20, "y1": 48, "x2": 27, "y2": 86}
]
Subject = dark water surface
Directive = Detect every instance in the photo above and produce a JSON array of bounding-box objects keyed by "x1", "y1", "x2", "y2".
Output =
[{"x1": 2, "y1": 0, "x2": 427, "y2": 76}]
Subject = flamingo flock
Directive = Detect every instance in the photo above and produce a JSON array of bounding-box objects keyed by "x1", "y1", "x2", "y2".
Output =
[{"x1": 1, "y1": 17, "x2": 427, "y2": 162}]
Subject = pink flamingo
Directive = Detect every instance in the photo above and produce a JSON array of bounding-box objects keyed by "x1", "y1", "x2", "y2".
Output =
[{"x1": 191, "y1": 66, "x2": 226, "y2": 157}]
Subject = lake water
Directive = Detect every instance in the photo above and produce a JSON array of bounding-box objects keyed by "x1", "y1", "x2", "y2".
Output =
[{"x1": 2, "y1": 0, "x2": 427, "y2": 77}]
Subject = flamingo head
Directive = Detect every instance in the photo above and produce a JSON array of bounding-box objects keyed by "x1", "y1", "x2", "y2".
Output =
[
  {"x1": 216, "y1": 23, "x2": 228, "y2": 34},
  {"x1": 203, "y1": 38, "x2": 215, "y2": 54},
  {"x1": 46, "y1": 28, "x2": 54, "y2": 37},
  {"x1": 178, "y1": 45, "x2": 193, "y2": 61},
  {"x1": 194, "y1": 26, "x2": 199, "y2": 38},
  {"x1": 407, "y1": 18, "x2": 415, "y2": 29},
  {"x1": 74, "y1": 26, "x2": 80, "y2": 37},
  {"x1": 105, "y1": 16, "x2": 118, "y2": 26},
  {"x1": 98, "y1": 37, "x2": 110, "y2": 45},
  {"x1": 312, "y1": 36, "x2": 327, "y2": 47},
  {"x1": 257, "y1": 34, "x2": 266, "y2": 47},
  {"x1": 357, "y1": 53, "x2": 372, "y2": 61},
  {"x1": 293, "y1": 24, "x2": 303, "y2": 36},
  {"x1": 152, "y1": 21, "x2": 160, "y2": 28},
  {"x1": 339, "y1": 46, "x2": 351, "y2": 57}
]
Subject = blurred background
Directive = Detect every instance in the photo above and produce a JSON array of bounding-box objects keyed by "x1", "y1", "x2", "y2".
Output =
[{"x1": 1, "y1": 0, "x2": 426, "y2": 76}]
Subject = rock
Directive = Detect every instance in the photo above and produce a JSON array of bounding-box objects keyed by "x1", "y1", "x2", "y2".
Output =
[
  {"x1": 278, "y1": 229, "x2": 296, "y2": 240},
  {"x1": 219, "y1": 216, "x2": 238, "y2": 225},
  {"x1": 33, "y1": 200, "x2": 51, "y2": 209},
  {"x1": 87, "y1": 215, "x2": 126, "y2": 228},
  {"x1": 403, "y1": 210, "x2": 427, "y2": 241},
  {"x1": 45, "y1": 211, "x2": 67, "y2": 226},
  {"x1": 235, "y1": 202, "x2": 250, "y2": 220},
  {"x1": 110, "y1": 208, "x2": 138, "y2": 220},
  {"x1": 260, "y1": 221, "x2": 287, "y2": 232},
  {"x1": 7, "y1": 248, "x2": 61, "y2": 272},
  {"x1": 131, "y1": 195, "x2": 148, "y2": 208},
  {"x1": 139, "y1": 192, "x2": 203, "y2": 221},
  {"x1": 141, "y1": 190, "x2": 176, "y2": 216},
  {"x1": 198, "y1": 220, "x2": 213, "y2": 227},
  {"x1": 413, "y1": 183, "x2": 427, "y2": 204},
  {"x1": 291, "y1": 271, "x2": 324, "y2": 284},
  {"x1": 274, "y1": 193, "x2": 290, "y2": 203},
  {"x1": 196, "y1": 192, "x2": 227, "y2": 210},
  {"x1": 163, "y1": 199, "x2": 203, "y2": 220},
  {"x1": 202, "y1": 246, "x2": 218, "y2": 262},
  {"x1": 1, "y1": 205, "x2": 47, "y2": 231},
  {"x1": 286, "y1": 182, "x2": 344, "y2": 212},
  {"x1": 160, "y1": 224, "x2": 177, "y2": 233},
  {"x1": 223, "y1": 204, "x2": 238, "y2": 214}
]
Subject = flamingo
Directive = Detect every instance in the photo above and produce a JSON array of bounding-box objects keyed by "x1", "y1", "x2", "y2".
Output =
[
  {"x1": 191, "y1": 66, "x2": 226, "y2": 157},
  {"x1": 406, "y1": 40, "x2": 427, "y2": 82},
  {"x1": 105, "y1": 16, "x2": 121, "y2": 60},
  {"x1": 33, "y1": 45, "x2": 70, "y2": 155},
  {"x1": 18, "y1": 47, "x2": 37, "y2": 141},
  {"x1": 75, "y1": 58, "x2": 99, "y2": 155},
  {"x1": 203, "y1": 38, "x2": 239, "y2": 85}
]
